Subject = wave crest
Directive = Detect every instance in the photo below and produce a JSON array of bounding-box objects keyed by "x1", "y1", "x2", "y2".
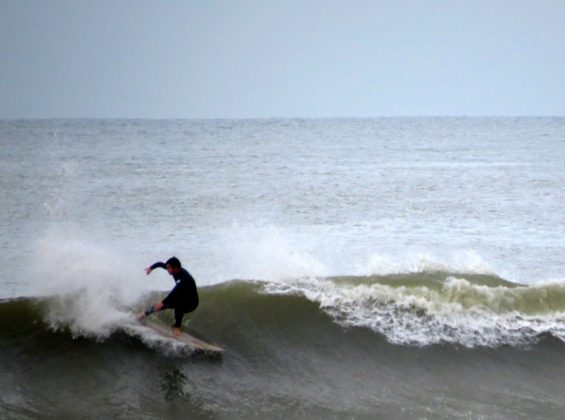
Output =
[{"x1": 263, "y1": 273, "x2": 565, "y2": 347}]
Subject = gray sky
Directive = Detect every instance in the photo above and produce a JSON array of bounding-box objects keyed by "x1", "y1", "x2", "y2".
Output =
[{"x1": 1, "y1": 0, "x2": 565, "y2": 118}]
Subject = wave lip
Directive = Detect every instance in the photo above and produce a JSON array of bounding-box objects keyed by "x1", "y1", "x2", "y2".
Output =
[{"x1": 263, "y1": 272, "x2": 565, "y2": 347}]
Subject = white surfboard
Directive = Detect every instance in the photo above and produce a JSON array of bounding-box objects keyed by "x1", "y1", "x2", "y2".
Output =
[{"x1": 140, "y1": 319, "x2": 224, "y2": 354}]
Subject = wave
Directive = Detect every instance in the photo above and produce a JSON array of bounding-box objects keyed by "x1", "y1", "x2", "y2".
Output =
[
  {"x1": 262, "y1": 273, "x2": 565, "y2": 347},
  {"x1": 2, "y1": 271, "x2": 565, "y2": 351},
  {"x1": 3, "y1": 274, "x2": 565, "y2": 419}
]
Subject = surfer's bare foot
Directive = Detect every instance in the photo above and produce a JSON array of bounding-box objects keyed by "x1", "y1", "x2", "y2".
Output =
[
  {"x1": 173, "y1": 327, "x2": 181, "y2": 337},
  {"x1": 136, "y1": 312, "x2": 146, "y2": 321}
]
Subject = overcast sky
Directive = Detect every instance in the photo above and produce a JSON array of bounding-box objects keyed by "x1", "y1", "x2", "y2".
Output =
[{"x1": 1, "y1": 0, "x2": 565, "y2": 118}]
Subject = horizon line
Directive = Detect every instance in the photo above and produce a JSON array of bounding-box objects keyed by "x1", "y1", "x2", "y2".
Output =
[{"x1": 1, "y1": 115, "x2": 564, "y2": 121}]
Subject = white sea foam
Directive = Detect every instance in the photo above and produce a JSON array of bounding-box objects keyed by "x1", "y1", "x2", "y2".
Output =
[
  {"x1": 263, "y1": 276, "x2": 565, "y2": 347},
  {"x1": 31, "y1": 231, "x2": 150, "y2": 338}
]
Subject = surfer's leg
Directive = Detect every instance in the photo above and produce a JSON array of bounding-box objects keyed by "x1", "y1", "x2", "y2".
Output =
[
  {"x1": 172, "y1": 304, "x2": 198, "y2": 335},
  {"x1": 173, "y1": 306, "x2": 184, "y2": 329},
  {"x1": 171, "y1": 307, "x2": 184, "y2": 336}
]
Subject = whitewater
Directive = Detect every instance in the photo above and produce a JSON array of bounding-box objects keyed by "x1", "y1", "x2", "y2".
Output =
[{"x1": 1, "y1": 118, "x2": 565, "y2": 418}]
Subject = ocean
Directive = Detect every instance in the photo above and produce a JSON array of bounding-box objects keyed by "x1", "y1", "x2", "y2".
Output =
[{"x1": 1, "y1": 118, "x2": 564, "y2": 418}]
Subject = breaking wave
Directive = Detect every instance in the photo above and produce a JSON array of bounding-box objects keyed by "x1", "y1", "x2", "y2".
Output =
[{"x1": 4, "y1": 271, "x2": 565, "y2": 350}]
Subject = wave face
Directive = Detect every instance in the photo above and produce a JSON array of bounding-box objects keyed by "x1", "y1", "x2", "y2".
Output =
[
  {"x1": 2, "y1": 276, "x2": 565, "y2": 418},
  {"x1": 6, "y1": 272, "x2": 565, "y2": 349}
]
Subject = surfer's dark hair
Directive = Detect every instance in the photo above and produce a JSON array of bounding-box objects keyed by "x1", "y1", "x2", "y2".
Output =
[{"x1": 166, "y1": 257, "x2": 181, "y2": 269}]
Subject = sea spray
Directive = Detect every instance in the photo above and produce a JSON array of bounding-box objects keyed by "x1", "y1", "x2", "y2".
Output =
[
  {"x1": 30, "y1": 232, "x2": 149, "y2": 338},
  {"x1": 355, "y1": 249, "x2": 499, "y2": 279},
  {"x1": 213, "y1": 224, "x2": 329, "y2": 281}
]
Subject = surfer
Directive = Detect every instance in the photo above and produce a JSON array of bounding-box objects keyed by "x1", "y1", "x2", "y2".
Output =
[{"x1": 137, "y1": 257, "x2": 199, "y2": 337}]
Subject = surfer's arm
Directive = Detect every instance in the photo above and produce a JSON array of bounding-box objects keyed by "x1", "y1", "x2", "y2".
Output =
[
  {"x1": 145, "y1": 261, "x2": 167, "y2": 274},
  {"x1": 145, "y1": 302, "x2": 164, "y2": 315},
  {"x1": 137, "y1": 301, "x2": 165, "y2": 320}
]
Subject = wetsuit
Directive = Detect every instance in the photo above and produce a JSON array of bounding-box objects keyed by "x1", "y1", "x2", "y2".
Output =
[{"x1": 150, "y1": 262, "x2": 199, "y2": 328}]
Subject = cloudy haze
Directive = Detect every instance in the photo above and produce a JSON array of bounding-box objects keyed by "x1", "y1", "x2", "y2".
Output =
[{"x1": 1, "y1": 0, "x2": 565, "y2": 118}]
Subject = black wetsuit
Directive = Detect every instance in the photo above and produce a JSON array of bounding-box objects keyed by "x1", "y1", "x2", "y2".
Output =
[{"x1": 150, "y1": 262, "x2": 199, "y2": 328}]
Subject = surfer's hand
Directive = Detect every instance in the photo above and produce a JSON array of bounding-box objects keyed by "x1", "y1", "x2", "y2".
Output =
[{"x1": 145, "y1": 267, "x2": 152, "y2": 275}]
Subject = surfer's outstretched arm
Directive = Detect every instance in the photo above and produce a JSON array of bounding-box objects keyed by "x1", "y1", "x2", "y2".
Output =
[{"x1": 145, "y1": 262, "x2": 167, "y2": 274}]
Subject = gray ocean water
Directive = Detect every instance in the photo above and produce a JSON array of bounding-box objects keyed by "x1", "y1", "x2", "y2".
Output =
[{"x1": 1, "y1": 118, "x2": 565, "y2": 418}]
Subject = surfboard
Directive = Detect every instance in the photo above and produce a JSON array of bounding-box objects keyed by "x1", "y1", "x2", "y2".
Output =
[{"x1": 140, "y1": 319, "x2": 224, "y2": 354}]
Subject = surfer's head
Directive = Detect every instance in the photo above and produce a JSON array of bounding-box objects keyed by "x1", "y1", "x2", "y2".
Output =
[{"x1": 166, "y1": 257, "x2": 181, "y2": 274}]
